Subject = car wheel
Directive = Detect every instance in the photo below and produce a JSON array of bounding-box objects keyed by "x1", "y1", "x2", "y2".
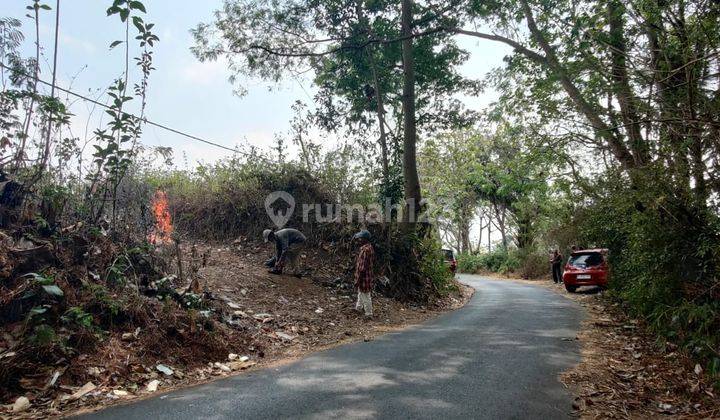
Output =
[{"x1": 565, "y1": 284, "x2": 577, "y2": 293}]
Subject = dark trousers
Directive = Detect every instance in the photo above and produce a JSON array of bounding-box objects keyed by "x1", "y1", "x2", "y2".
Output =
[{"x1": 552, "y1": 263, "x2": 562, "y2": 283}]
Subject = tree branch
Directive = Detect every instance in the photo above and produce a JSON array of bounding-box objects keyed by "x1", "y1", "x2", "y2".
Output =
[
  {"x1": 517, "y1": 0, "x2": 636, "y2": 170},
  {"x1": 450, "y1": 28, "x2": 547, "y2": 64},
  {"x1": 236, "y1": 26, "x2": 447, "y2": 58}
]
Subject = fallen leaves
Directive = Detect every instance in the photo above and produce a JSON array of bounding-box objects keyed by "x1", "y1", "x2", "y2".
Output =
[
  {"x1": 145, "y1": 380, "x2": 160, "y2": 392},
  {"x1": 554, "y1": 283, "x2": 720, "y2": 418},
  {"x1": 68, "y1": 382, "x2": 96, "y2": 401},
  {"x1": 12, "y1": 396, "x2": 30, "y2": 412},
  {"x1": 156, "y1": 364, "x2": 174, "y2": 376}
]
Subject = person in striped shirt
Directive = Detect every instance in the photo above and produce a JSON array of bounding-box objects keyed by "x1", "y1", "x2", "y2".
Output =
[{"x1": 353, "y1": 229, "x2": 375, "y2": 317}]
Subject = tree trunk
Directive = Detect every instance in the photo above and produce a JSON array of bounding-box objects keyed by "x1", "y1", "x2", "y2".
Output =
[
  {"x1": 607, "y1": 0, "x2": 647, "y2": 166},
  {"x1": 476, "y1": 215, "x2": 484, "y2": 253},
  {"x1": 458, "y1": 203, "x2": 472, "y2": 253},
  {"x1": 367, "y1": 48, "x2": 390, "y2": 184},
  {"x1": 296, "y1": 132, "x2": 313, "y2": 172},
  {"x1": 517, "y1": 0, "x2": 637, "y2": 170},
  {"x1": 400, "y1": 0, "x2": 422, "y2": 223},
  {"x1": 460, "y1": 225, "x2": 470, "y2": 254},
  {"x1": 487, "y1": 219, "x2": 492, "y2": 252},
  {"x1": 493, "y1": 203, "x2": 507, "y2": 249}
]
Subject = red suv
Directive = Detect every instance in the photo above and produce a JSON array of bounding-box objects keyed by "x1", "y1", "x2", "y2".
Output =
[{"x1": 562, "y1": 248, "x2": 609, "y2": 292}]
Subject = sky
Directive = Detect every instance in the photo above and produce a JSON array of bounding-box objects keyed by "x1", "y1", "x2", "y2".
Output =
[{"x1": 0, "y1": 0, "x2": 512, "y2": 167}]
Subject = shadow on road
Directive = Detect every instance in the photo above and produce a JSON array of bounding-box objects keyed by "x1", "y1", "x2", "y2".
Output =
[{"x1": 82, "y1": 276, "x2": 584, "y2": 420}]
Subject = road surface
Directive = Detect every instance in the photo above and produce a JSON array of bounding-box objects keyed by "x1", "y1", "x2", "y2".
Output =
[{"x1": 81, "y1": 275, "x2": 584, "y2": 419}]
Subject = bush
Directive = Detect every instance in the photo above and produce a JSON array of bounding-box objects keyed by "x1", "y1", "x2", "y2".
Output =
[
  {"x1": 142, "y1": 159, "x2": 336, "y2": 240},
  {"x1": 568, "y1": 171, "x2": 720, "y2": 378},
  {"x1": 417, "y1": 236, "x2": 455, "y2": 294},
  {"x1": 456, "y1": 248, "x2": 521, "y2": 274},
  {"x1": 517, "y1": 249, "x2": 550, "y2": 279},
  {"x1": 457, "y1": 252, "x2": 484, "y2": 273}
]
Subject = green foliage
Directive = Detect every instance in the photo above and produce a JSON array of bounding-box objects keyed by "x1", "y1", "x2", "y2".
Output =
[
  {"x1": 180, "y1": 293, "x2": 204, "y2": 310},
  {"x1": 416, "y1": 236, "x2": 455, "y2": 294},
  {"x1": 456, "y1": 248, "x2": 521, "y2": 274},
  {"x1": 153, "y1": 275, "x2": 177, "y2": 299},
  {"x1": 516, "y1": 249, "x2": 549, "y2": 279},
  {"x1": 31, "y1": 324, "x2": 57, "y2": 347},
  {"x1": 456, "y1": 252, "x2": 483, "y2": 273},
  {"x1": 564, "y1": 171, "x2": 720, "y2": 377},
  {"x1": 84, "y1": 283, "x2": 123, "y2": 323},
  {"x1": 192, "y1": 0, "x2": 478, "y2": 171},
  {"x1": 24, "y1": 272, "x2": 64, "y2": 298},
  {"x1": 106, "y1": 254, "x2": 131, "y2": 287},
  {"x1": 61, "y1": 306, "x2": 96, "y2": 331}
]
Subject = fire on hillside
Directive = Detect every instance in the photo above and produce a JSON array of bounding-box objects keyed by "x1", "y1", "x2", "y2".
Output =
[{"x1": 148, "y1": 190, "x2": 173, "y2": 245}]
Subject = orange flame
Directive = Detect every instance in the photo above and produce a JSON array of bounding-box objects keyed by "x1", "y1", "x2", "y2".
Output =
[{"x1": 149, "y1": 190, "x2": 173, "y2": 245}]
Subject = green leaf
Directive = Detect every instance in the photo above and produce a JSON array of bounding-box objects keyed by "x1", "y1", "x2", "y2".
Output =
[
  {"x1": 132, "y1": 16, "x2": 144, "y2": 33},
  {"x1": 25, "y1": 272, "x2": 53, "y2": 285},
  {"x1": 39, "y1": 4, "x2": 51, "y2": 10},
  {"x1": 41, "y1": 284, "x2": 64, "y2": 297},
  {"x1": 29, "y1": 306, "x2": 48, "y2": 316},
  {"x1": 32, "y1": 324, "x2": 56, "y2": 346},
  {"x1": 109, "y1": 40, "x2": 124, "y2": 49},
  {"x1": 129, "y1": 1, "x2": 146, "y2": 13}
]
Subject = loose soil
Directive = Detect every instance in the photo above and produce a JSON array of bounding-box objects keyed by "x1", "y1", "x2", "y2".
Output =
[
  {"x1": 479, "y1": 273, "x2": 720, "y2": 419},
  {"x1": 3, "y1": 240, "x2": 472, "y2": 418}
]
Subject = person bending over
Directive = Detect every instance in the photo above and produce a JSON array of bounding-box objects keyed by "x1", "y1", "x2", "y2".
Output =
[{"x1": 263, "y1": 228, "x2": 306, "y2": 276}]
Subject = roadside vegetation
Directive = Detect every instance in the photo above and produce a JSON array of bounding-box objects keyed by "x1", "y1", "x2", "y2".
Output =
[
  {"x1": 0, "y1": 0, "x2": 459, "y2": 413},
  {"x1": 418, "y1": 1, "x2": 720, "y2": 386},
  {"x1": 1, "y1": 0, "x2": 719, "y2": 415}
]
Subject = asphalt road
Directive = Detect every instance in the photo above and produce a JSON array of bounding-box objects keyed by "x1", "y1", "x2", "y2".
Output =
[{"x1": 81, "y1": 275, "x2": 584, "y2": 419}]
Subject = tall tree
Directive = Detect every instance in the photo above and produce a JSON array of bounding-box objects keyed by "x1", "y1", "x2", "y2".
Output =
[
  {"x1": 448, "y1": 0, "x2": 720, "y2": 209},
  {"x1": 191, "y1": 0, "x2": 478, "y2": 208},
  {"x1": 419, "y1": 131, "x2": 478, "y2": 253},
  {"x1": 400, "y1": 0, "x2": 421, "y2": 221}
]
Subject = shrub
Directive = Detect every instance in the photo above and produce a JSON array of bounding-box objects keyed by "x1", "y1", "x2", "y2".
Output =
[
  {"x1": 568, "y1": 171, "x2": 720, "y2": 378},
  {"x1": 417, "y1": 236, "x2": 455, "y2": 294},
  {"x1": 496, "y1": 249, "x2": 520, "y2": 274},
  {"x1": 516, "y1": 249, "x2": 550, "y2": 279},
  {"x1": 457, "y1": 252, "x2": 484, "y2": 273},
  {"x1": 142, "y1": 160, "x2": 347, "y2": 241},
  {"x1": 456, "y1": 248, "x2": 521, "y2": 274}
]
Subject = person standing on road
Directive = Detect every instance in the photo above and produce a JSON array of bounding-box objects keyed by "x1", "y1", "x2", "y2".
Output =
[
  {"x1": 263, "y1": 228, "x2": 307, "y2": 276},
  {"x1": 550, "y1": 249, "x2": 563, "y2": 284},
  {"x1": 353, "y1": 229, "x2": 375, "y2": 318}
]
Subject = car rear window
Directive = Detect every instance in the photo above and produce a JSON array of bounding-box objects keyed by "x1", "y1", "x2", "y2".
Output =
[
  {"x1": 442, "y1": 250, "x2": 454, "y2": 261},
  {"x1": 568, "y1": 252, "x2": 604, "y2": 268}
]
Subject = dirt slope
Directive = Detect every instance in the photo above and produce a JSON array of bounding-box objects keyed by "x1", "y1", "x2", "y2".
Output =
[{"x1": 3, "y1": 239, "x2": 471, "y2": 418}]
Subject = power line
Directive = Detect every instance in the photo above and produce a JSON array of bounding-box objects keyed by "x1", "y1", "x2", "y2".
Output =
[{"x1": 0, "y1": 61, "x2": 268, "y2": 159}]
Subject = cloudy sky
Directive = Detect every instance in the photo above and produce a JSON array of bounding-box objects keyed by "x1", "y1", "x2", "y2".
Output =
[{"x1": 0, "y1": 0, "x2": 511, "y2": 166}]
